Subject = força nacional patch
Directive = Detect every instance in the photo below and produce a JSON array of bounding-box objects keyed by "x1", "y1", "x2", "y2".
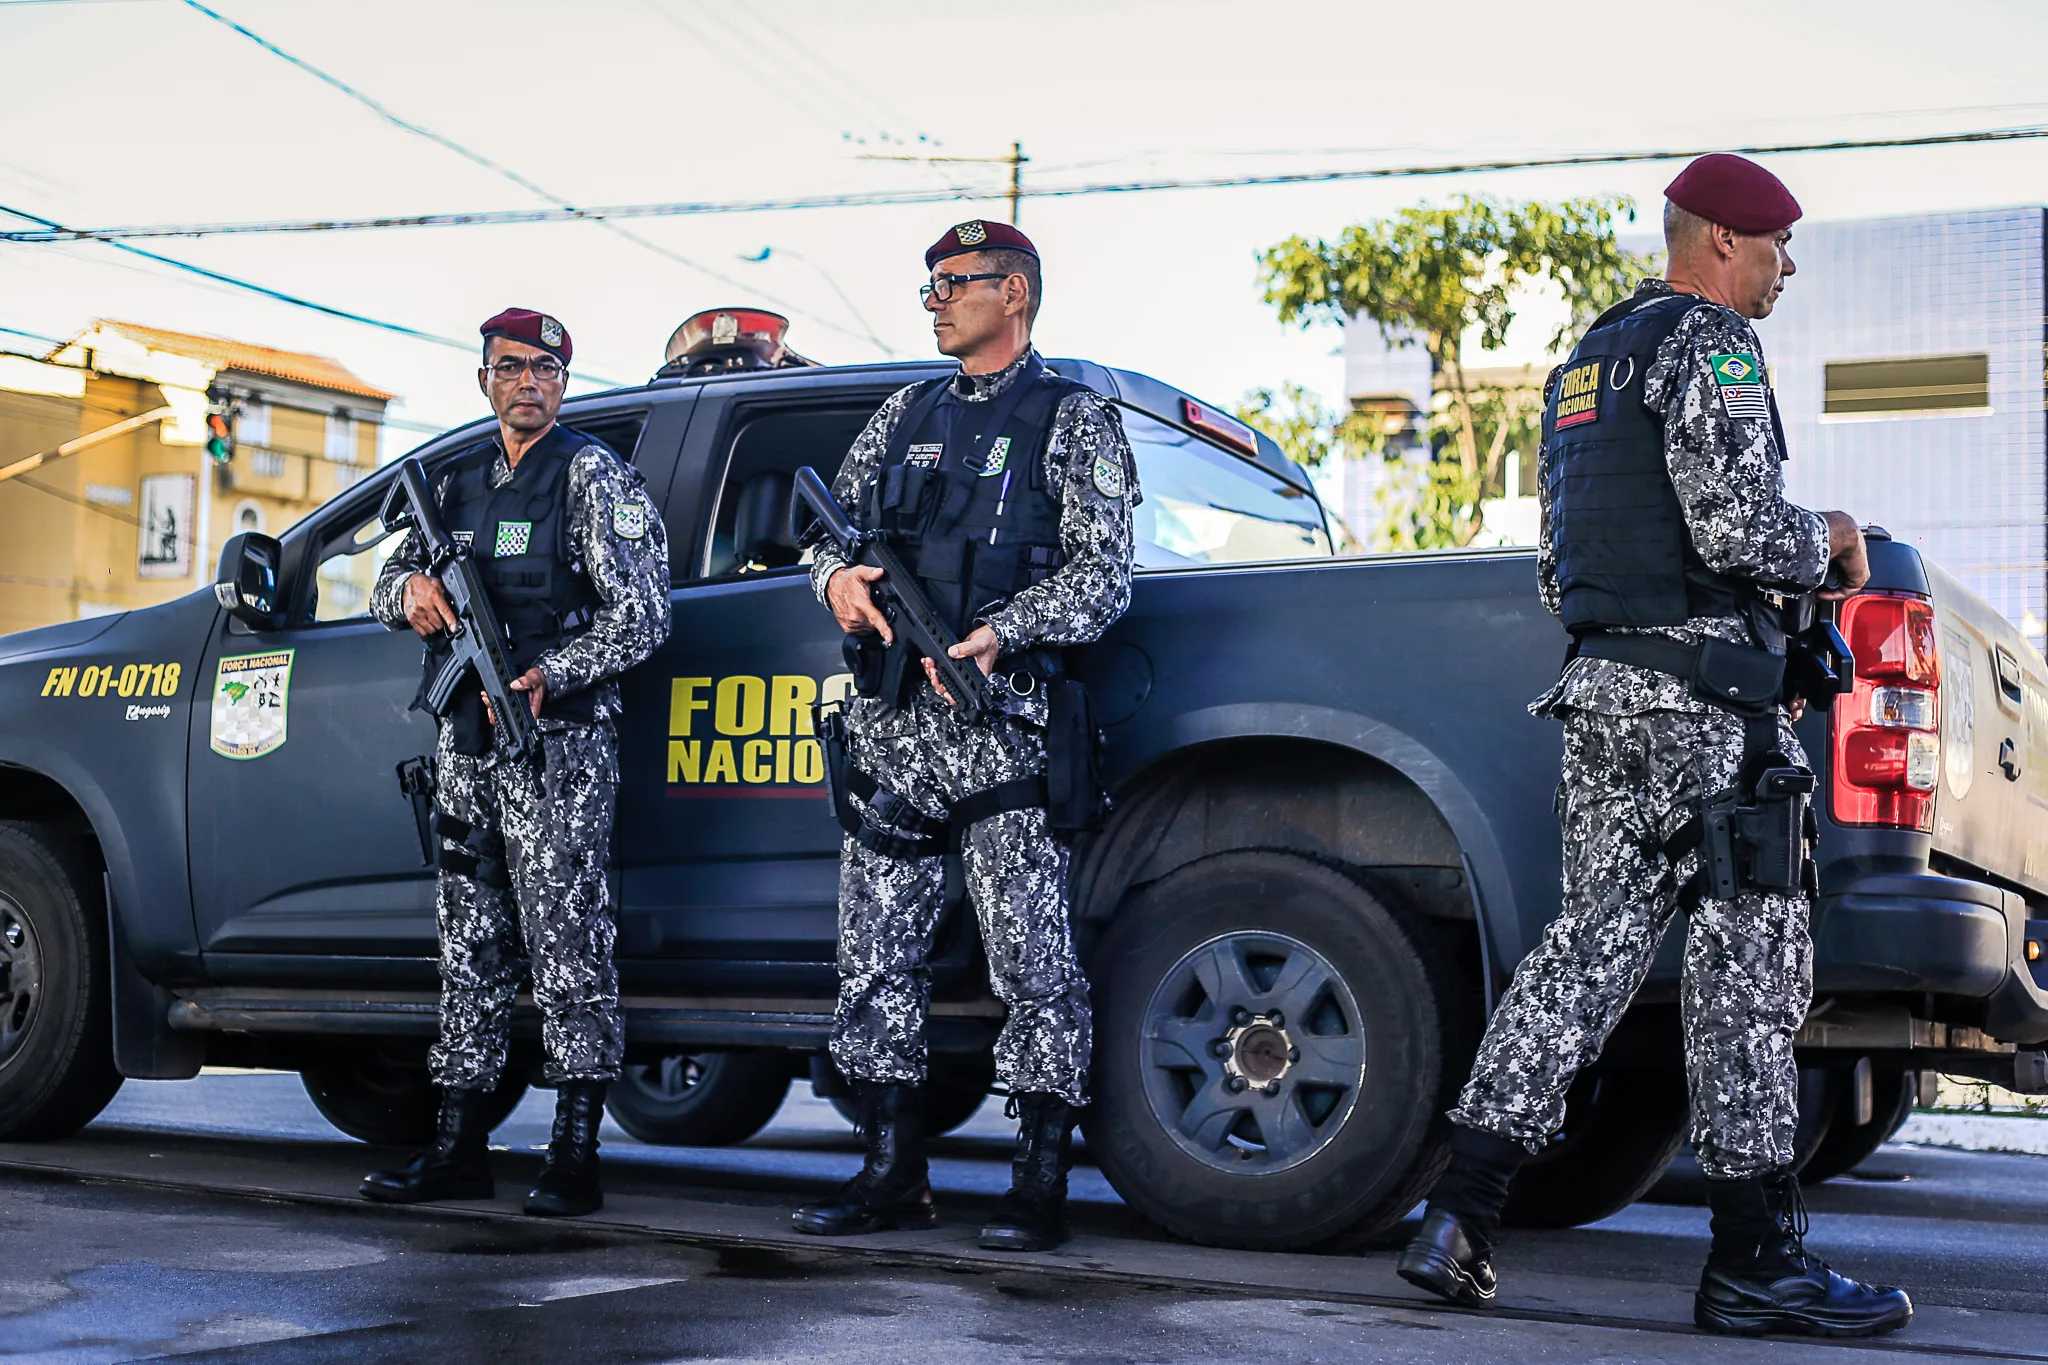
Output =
[
  {"x1": 210, "y1": 649, "x2": 293, "y2": 760},
  {"x1": 1554, "y1": 359, "x2": 1602, "y2": 429},
  {"x1": 1092, "y1": 453, "x2": 1126, "y2": 499},
  {"x1": 978, "y1": 435, "x2": 1011, "y2": 477},
  {"x1": 613, "y1": 502, "x2": 646, "y2": 540}
]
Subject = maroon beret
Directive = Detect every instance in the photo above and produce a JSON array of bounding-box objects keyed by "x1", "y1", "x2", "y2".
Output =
[
  {"x1": 925, "y1": 219, "x2": 1037, "y2": 270},
  {"x1": 480, "y1": 307, "x2": 571, "y2": 364},
  {"x1": 1664, "y1": 154, "x2": 1802, "y2": 235}
]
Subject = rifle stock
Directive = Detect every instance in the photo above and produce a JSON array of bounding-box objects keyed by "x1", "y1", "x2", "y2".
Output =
[
  {"x1": 791, "y1": 465, "x2": 997, "y2": 719},
  {"x1": 380, "y1": 457, "x2": 537, "y2": 759}
]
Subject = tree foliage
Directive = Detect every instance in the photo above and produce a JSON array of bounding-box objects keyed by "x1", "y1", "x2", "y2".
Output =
[{"x1": 1259, "y1": 194, "x2": 1654, "y2": 546}]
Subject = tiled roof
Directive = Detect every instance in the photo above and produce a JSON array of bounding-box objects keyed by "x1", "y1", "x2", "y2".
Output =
[{"x1": 88, "y1": 320, "x2": 396, "y2": 401}]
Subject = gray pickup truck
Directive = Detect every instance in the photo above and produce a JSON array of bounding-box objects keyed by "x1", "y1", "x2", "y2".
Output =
[{"x1": 0, "y1": 326, "x2": 2043, "y2": 1251}]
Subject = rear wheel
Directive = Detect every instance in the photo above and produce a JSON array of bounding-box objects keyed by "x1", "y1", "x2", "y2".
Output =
[
  {"x1": 1501, "y1": 1068, "x2": 1689, "y2": 1227},
  {"x1": 606, "y1": 1050, "x2": 792, "y2": 1147},
  {"x1": 1084, "y1": 851, "x2": 1462, "y2": 1251},
  {"x1": 301, "y1": 1044, "x2": 528, "y2": 1145},
  {"x1": 0, "y1": 822, "x2": 122, "y2": 1141},
  {"x1": 1801, "y1": 1067, "x2": 1916, "y2": 1184}
]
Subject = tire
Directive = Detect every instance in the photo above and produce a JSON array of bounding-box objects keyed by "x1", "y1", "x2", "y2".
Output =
[
  {"x1": 1800, "y1": 1067, "x2": 1915, "y2": 1184},
  {"x1": 0, "y1": 821, "x2": 122, "y2": 1141},
  {"x1": 1083, "y1": 850, "x2": 1462, "y2": 1251},
  {"x1": 1501, "y1": 1068, "x2": 1689, "y2": 1228},
  {"x1": 606, "y1": 1050, "x2": 792, "y2": 1147},
  {"x1": 301, "y1": 1044, "x2": 528, "y2": 1145},
  {"x1": 827, "y1": 1059, "x2": 992, "y2": 1137},
  {"x1": 1788, "y1": 1064, "x2": 1835, "y2": 1175}
]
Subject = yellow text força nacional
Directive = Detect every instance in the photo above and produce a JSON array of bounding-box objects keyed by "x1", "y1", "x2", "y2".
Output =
[{"x1": 667, "y1": 673, "x2": 854, "y2": 790}]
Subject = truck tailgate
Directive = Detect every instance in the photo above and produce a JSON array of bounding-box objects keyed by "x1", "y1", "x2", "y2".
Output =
[{"x1": 1927, "y1": 559, "x2": 2048, "y2": 896}]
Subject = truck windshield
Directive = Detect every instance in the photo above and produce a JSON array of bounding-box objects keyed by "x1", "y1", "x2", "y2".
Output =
[{"x1": 1121, "y1": 407, "x2": 1331, "y2": 567}]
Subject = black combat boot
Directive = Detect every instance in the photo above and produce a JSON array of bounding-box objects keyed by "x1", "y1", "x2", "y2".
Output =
[
  {"x1": 792, "y1": 1080, "x2": 936, "y2": 1235},
  {"x1": 1695, "y1": 1169, "x2": 1912, "y2": 1338},
  {"x1": 979, "y1": 1093, "x2": 1075, "y2": 1252},
  {"x1": 524, "y1": 1080, "x2": 606, "y2": 1217},
  {"x1": 1396, "y1": 1125, "x2": 1529, "y2": 1307},
  {"x1": 359, "y1": 1087, "x2": 495, "y2": 1204}
]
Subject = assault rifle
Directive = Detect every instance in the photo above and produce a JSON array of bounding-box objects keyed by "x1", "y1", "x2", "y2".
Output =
[
  {"x1": 379, "y1": 456, "x2": 536, "y2": 760},
  {"x1": 791, "y1": 464, "x2": 997, "y2": 720}
]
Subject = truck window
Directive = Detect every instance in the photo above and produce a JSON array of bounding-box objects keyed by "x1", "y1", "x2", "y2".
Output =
[
  {"x1": 309, "y1": 512, "x2": 406, "y2": 622},
  {"x1": 701, "y1": 406, "x2": 865, "y2": 579},
  {"x1": 1120, "y1": 407, "x2": 1332, "y2": 567}
]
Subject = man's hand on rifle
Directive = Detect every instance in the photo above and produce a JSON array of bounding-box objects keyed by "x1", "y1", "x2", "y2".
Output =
[
  {"x1": 924, "y1": 624, "x2": 1000, "y2": 708},
  {"x1": 827, "y1": 565, "x2": 893, "y2": 642},
  {"x1": 402, "y1": 573, "x2": 461, "y2": 639},
  {"x1": 481, "y1": 667, "x2": 547, "y2": 726}
]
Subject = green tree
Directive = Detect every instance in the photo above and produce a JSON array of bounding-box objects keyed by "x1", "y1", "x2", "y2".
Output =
[{"x1": 1259, "y1": 194, "x2": 1654, "y2": 546}]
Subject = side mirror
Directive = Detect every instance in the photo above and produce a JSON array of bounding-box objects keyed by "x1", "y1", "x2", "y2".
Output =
[{"x1": 213, "y1": 532, "x2": 286, "y2": 630}]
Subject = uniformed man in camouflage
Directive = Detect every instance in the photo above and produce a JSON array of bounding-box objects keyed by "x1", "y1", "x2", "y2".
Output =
[
  {"x1": 360, "y1": 308, "x2": 670, "y2": 1218},
  {"x1": 792, "y1": 220, "x2": 1137, "y2": 1252},
  {"x1": 1399, "y1": 157, "x2": 1912, "y2": 1338}
]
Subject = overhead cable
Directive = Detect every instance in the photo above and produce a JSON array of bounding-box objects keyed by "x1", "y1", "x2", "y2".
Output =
[
  {"x1": 17, "y1": 122, "x2": 2048, "y2": 244},
  {"x1": 179, "y1": 0, "x2": 878, "y2": 348}
]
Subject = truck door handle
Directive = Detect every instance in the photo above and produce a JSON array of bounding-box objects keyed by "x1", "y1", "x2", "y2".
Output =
[{"x1": 1999, "y1": 737, "x2": 2023, "y2": 782}]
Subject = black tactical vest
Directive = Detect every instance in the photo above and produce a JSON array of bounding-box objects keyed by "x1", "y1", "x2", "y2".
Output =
[
  {"x1": 1544, "y1": 291, "x2": 1788, "y2": 632},
  {"x1": 420, "y1": 423, "x2": 607, "y2": 723},
  {"x1": 864, "y1": 355, "x2": 1088, "y2": 644}
]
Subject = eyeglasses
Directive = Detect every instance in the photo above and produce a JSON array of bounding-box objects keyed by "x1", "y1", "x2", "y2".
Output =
[
  {"x1": 919, "y1": 272, "x2": 1006, "y2": 305},
  {"x1": 487, "y1": 356, "x2": 567, "y2": 382}
]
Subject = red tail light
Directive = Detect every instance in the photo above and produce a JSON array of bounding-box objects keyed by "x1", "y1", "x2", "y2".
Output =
[{"x1": 1830, "y1": 592, "x2": 1940, "y2": 831}]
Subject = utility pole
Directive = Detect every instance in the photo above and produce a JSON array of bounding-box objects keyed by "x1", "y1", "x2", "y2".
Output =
[{"x1": 857, "y1": 142, "x2": 1029, "y2": 224}]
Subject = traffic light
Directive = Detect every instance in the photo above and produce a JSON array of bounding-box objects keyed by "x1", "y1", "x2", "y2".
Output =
[{"x1": 205, "y1": 411, "x2": 233, "y2": 463}]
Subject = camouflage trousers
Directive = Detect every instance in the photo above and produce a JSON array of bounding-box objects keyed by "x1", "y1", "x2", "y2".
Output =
[
  {"x1": 427, "y1": 719, "x2": 624, "y2": 1090},
  {"x1": 831, "y1": 691, "x2": 1091, "y2": 1106},
  {"x1": 1449, "y1": 707, "x2": 1814, "y2": 1180}
]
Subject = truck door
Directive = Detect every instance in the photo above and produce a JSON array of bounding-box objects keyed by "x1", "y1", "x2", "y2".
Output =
[
  {"x1": 186, "y1": 403, "x2": 680, "y2": 981},
  {"x1": 613, "y1": 379, "x2": 910, "y2": 995}
]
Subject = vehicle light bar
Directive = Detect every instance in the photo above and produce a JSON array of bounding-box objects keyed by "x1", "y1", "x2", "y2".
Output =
[{"x1": 1183, "y1": 400, "x2": 1259, "y2": 456}]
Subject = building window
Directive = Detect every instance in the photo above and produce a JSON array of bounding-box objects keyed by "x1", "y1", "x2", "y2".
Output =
[
  {"x1": 1822, "y1": 354, "x2": 1990, "y2": 418},
  {"x1": 325, "y1": 413, "x2": 359, "y2": 465},
  {"x1": 233, "y1": 500, "x2": 267, "y2": 535},
  {"x1": 237, "y1": 401, "x2": 271, "y2": 451},
  {"x1": 252, "y1": 451, "x2": 286, "y2": 479}
]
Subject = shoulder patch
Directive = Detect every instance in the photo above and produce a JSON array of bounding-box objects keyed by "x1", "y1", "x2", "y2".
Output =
[
  {"x1": 612, "y1": 502, "x2": 646, "y2": 540},
  {"x1": 1708, "y1": 352, "x2": 1761, "y2": 386},
  {"x1": 1092, "y1": 453, "x2": 1126, "y2": 500}
]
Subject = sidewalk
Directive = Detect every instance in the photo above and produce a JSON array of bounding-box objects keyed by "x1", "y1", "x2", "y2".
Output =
[{"x1": 1892, "y1": 1076, "x2": 2048, "y2": 1158}]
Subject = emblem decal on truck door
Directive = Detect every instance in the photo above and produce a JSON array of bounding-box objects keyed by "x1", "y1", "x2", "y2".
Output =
[
  {"x1": 1943, "y1": 628, "x2": 1976, "y2": 801},
  {"x1": 210, "y1": 649, "x2": 294, "y2": 760}
]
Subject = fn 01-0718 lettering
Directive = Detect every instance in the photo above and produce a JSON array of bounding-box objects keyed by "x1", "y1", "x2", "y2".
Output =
[{"x1": 42, "y1": 662, "x2": 183, "y2": 699}]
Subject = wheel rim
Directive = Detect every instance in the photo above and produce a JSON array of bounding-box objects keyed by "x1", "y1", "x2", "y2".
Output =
[
  {"x1": 0, "y1": 892, "x2": 43, "y2": 1072},
  {"x1": 623, "y1": 1053, "x2": 710, "y2": 1109},
  {"x1": 1139, "y1": 930, "x2": 1365, "y2": 1175}
]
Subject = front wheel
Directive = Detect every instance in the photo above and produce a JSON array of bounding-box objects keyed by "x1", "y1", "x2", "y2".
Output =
[
  {"x1": 606, "y1": 1050, "x2": 792, "y2": 1147},
  {"x1": 301, "y1": 1044, "x2": 528, "y2": 1145},
  {"x1": 1084, "y1": 851, "x2": 1463, "y2": 1251},
  {"x1": 1800, "y1": 1067, "x2": 1916, "y2": 1184},
  {"x1": 0, "y1": 822, "x2": 122, "y2": 1141}
]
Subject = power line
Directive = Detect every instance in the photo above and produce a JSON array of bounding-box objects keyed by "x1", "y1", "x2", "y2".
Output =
[
  {"x1": 0, "y1": 205, "x2": 635, "y2": 386},
  {"x1": 178, "y1": 0, "x2": 877, "y2": 350},
  {"x1": 25, "y1": 122, "x2": 2048, "y2": 244}
]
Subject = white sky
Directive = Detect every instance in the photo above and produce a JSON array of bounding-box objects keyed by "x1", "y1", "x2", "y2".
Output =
[{"x1": 4, "y1": 0, "x2": 2048, "y2": 444}]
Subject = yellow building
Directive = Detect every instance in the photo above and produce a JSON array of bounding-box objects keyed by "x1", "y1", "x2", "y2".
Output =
[{"x1": 0, "y1": 321, "x2": 393, "y2": 635}]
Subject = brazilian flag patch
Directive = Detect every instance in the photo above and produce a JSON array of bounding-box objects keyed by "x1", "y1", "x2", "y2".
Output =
[{"x1": 1709, "y1": 352, "x2": 1761, "y2": 386}]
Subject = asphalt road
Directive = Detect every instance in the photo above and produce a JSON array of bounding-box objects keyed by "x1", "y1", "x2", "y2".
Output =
[{"x1": 3, "y1": 1072, "x2": 2046, "y2": 1363}]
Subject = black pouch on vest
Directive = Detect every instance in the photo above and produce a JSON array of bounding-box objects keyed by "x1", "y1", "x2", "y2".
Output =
[
  {"x1": 1690, "y1": 639, "x2": 1785, "y2": 716},
  {"x1": 1045, "y1": 678, "x2": 1106, "y2": 834},
  {"x1": 843, "y1": 634, "x2": 886, "y2": 698}
]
